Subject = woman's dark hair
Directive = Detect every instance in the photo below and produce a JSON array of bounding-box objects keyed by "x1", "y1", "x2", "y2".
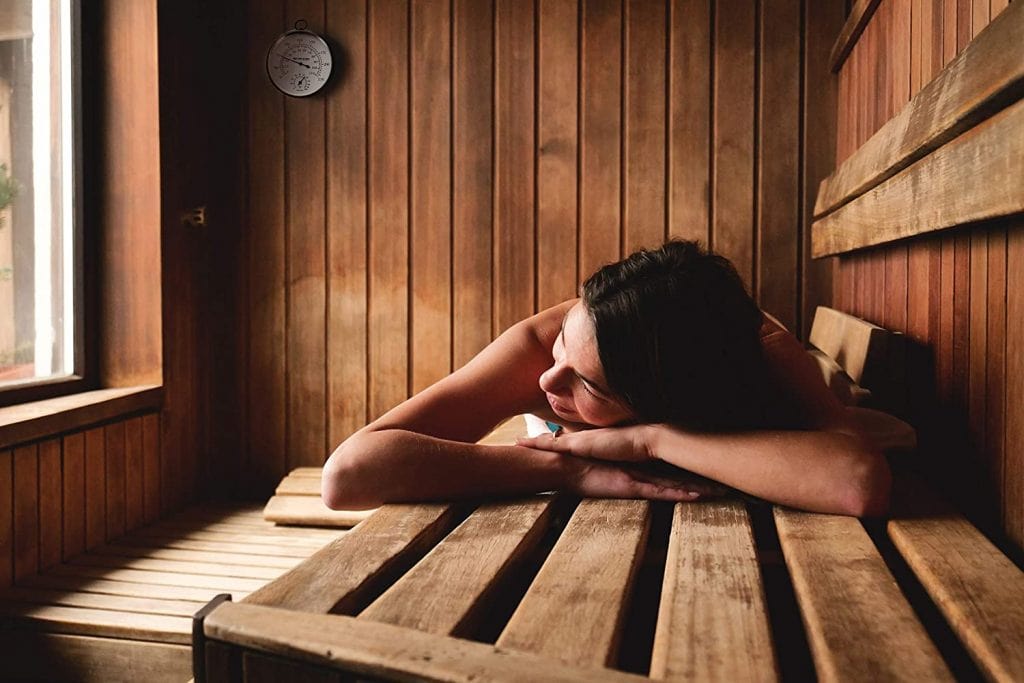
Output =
[{"x1": 582, "y1": 240, "x2": 771, "y2": 431}]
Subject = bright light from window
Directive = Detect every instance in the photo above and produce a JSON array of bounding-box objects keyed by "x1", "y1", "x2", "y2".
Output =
[{"x1": 0, "y1": 0, "x2": 77, "y2": 388}]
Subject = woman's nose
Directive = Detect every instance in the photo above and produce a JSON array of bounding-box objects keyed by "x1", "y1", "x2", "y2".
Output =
[{"x1": 539, "y1": 361, "x2": 570, "y2": 394}]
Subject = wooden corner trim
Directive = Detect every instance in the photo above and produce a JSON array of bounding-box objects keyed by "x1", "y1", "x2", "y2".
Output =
[{"x1": 828, "y1": 0, "x2": 883, "y2": 74}]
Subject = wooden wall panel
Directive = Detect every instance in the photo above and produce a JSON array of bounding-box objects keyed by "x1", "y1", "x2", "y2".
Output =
[
  {"x1": 38, "y1": 439, "x2": 61, "y2": 570},
  {"x1": 410, "y1": 0, "x2": 452, "y2": 393},
  {"x1": 830, "y1": 0, "x2": 1024, "y2": 553},
  {"x1": 12, "y1": 444, "x2": 36, "y2": 580},
  {"x1": 240, "y1": 0, "x2": 842, "y2": 492},
  {"x1": 84, "y1": 427, "x2": 105, "y2": 550},
  {"x1": 0, "y1": 449, "x2": 10, "y2": 587},
  {"x1": 104, "y1": 421, "x2": 126, "y2": 540},
  {"x1": 61, "y1": 433, "x2": 84, "y2": 560}
]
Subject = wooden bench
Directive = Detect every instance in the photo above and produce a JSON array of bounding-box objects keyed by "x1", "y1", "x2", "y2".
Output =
[
  {"x1": 0, "y1": 503, "x2": 347, "y2": 682},
  {"x1": 192, "y1": 306, "x2": 1024, "y2": 682}
]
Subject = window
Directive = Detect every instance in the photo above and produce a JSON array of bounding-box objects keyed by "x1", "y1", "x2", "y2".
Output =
[{"x1": 0, "y1": 0, "x2": 82, "y2": 400}]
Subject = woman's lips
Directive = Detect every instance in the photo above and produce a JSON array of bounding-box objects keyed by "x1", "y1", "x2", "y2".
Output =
[{"x1": 546, "y1": 393, "x2": 575, "y2": 416}]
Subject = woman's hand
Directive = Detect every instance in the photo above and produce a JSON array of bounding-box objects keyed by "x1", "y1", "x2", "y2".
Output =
[{"x1": 516, "y1": 424, "x2": 654, "y2": 462}]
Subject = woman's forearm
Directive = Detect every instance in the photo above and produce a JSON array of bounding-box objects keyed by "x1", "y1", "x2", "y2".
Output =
[
  {"x1": 322, "y1": 429, "x2": 575, "y2": 510},
  {"x1": 644, "y1": 425, "x2": 891, "y2": 516}
]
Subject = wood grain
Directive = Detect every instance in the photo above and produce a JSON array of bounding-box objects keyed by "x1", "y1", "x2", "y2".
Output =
[
  {"x1": 494, "y1": 0, "x2": 536, "y2": 336},
  {"x1": 105, "y1": 421, "x2": 126, "y2": 540},
  {"x1": 537, "y1": 0, "x2": 579, "y2": 309},
  {"x1": 497, "y1": 499, "x2": 648, "y2": 667},
  {"x1": 452, "y1": 0, "x2": 494, "y2": 369},
  {"x1": 775, "y1": 508, "x2": 953, "y2": 682},
  {"x1": 246, "y1": 0, "x2": 287, "y2": 490},
  {"x1": 410, "y1": 0, "x2": 452, "y2": 394},
  {"x1": 12, "y1": 445, "x2": 38, "y2": 580},
  {"x1": 124, "y1": 417, "x2": 143, "y2": 532},
  {"x1": 263, "y1": 495, "x2": 375, "y2": 528},
  {"x1": 1007, "y1": 222, "x2": 1024, "y2": 549},
  {"x1": 814, "y1": 0, "x2": 1024, "y2": 219},
  {"x1": 61, "y1": 433, "x2": 85, "y2": 560},
  {"x1": 0, "y1": 585, "x2": 204, "y2": 617},
  {"x1": 205, "y1": 601, "x2": 647, "y2": 682},
  {"x1": 889, "y1": 502, "x2": 1024, "y2": 682},
  {"x1": 142, "y1": 413, "x2": 160, "y2": 524},
  {"x1": 0, "y1": 449, "x2": 10, "y2": 587},
  {"x1": 37, "y1": 439, "x2": 61, "y2": 570},
  {"x1": 623, "y1": 0, "x2": 666, "y2": 254},
  {"x1": 579, "y1": 0, "x2": 622, "y2": 280},
  {"x1": 650, "y1": 501, "x2": 776, "y2": 682},
  {"x1": 0, "y1": 601, "x2": 192, "y2": 644},
  {"x1": 361, "y1": 497, "x2": 555, "y2": 637},
  {"x1": 84, "y1": 427, "x2": 105, "y2": 550},
  {"x1": 368, "y1": 0, "x2": 409, "y2": 421},
  {"x1": 829, "y1": 0, "x2": 884, "y2": 73},
  {"x1": 243, "y1": 503, "x2": 461, "y2": 613},
  {"x1": 712, "y1": 0, "x2": 756, "y2": 287},
  {"x1": 813, "y1": 97, "x2": 1024, "y2": 257}
]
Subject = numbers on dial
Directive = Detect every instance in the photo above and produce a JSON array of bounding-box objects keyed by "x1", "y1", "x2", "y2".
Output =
[{"x1": 267, "y1": 32, "x2": 332, "y2": 97}]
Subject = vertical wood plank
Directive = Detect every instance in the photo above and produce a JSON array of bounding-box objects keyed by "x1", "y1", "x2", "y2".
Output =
[
  {"x1": 801, "y1": 0, "x2": 842, "y2": 340},
  {"x1": 142, "y1": 414, "x2": 160, "y2": 524},
  {"x1": 124, "y1": 417, "x2": 144, "y2": 532},
  {"x1": 623, "y1": 0, "x2": 665, "y2": 254},
  {"x1": 410, "y1": 0, "x2": 452, "y2": 393},
  {"x1": 970, "y1": 0, "x2": 988, "y2": 38},
  {"x1": 991, "y1": 0, "x2": 1009, "y2": 19},
  {"x1": 712, "y1": 0, "x2": 755, "y2": 287},
  {"x1": 494, "y1": 0, "x2": 536, "y2": 334},
  {"x1": 942, "y1": 0, "x2": 956, "y2": 66},
  {"x1": 13, "y1": 444, "x2": 38, "y2": 580},
  {"x1": 453, "y1": 0, "x2": 494, "y2": 368},
  {"x1": 668, "y1": 0, "x2": 710, "y2": 246},
  {"x1": 105, "y1": 421, "x2": 126, "y2": 540},
  {"x1": 368, "y1": 0, "x2": 410, "y2": 420},
  {"x1": 537, "y1": 0, "x2": 579, "y2": 309},
  {"x1": 757, "y1": 0, "x2": 800, "y2": 330},
  {"x1": 61, "y1": 433, "x2": 84, "y2": 560},
  {"x1": 327, "y1": 0, "x2": 369, "y2": 438},
  {"x1": 247, "y1": 0, "x2": 287, "y2": 490},
  {"x1": 37, "y1": 439, "x2": 61, "y2": 570},
  {"x1": 0, "y1": 450, "x2": 10, "y2": 587},
  {"x1": 986, "y1": 222, "x2": 1007, "y2": 535},
  {"x1": 286, "y1": 0, "x2": 328, "y2": 460},
  {"x1": 884, "y1": 0, "x2": 910, "y2": 335},
  {"x1": 579, "y1": 0, "x2": 622, "y2": 280},
  {"x1": 1005, "y1": 222, "x2": 1024, "y2": 551},
  {"x1": 956, "y1": 0, "x2": 971, "y2": 53},
  {"x1": 84, "y1": 427, "x2": 106, "y2": 550}
]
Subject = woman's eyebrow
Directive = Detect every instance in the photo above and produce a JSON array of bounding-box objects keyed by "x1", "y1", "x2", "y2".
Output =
[{"x1": 559, "y1": 311, "x2": 615, "y2": 397}]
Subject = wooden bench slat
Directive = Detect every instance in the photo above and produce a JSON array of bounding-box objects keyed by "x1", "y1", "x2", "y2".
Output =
[
  {"x1": 92, "y1": 543, "x2": 303, "y2": 569},
  {"x1": 151, "y1": 519, "x2": 343, "y2": 539},
  {"x1": 117, "y1": 535, "x2": 319, "y2": 558},
  {"x1": 808, "y1": 306, "x2": 889, "y2": 387},
  {"x1": 205, "y1": 601, "x2": 648, "y2": 682},
  {"x1": 126, "y1": 528, "x2": 335, "y2": 547},
  {"x1": 359, "y1": 497, "x2": 556, "y2": 636},
  {"x1": 774, "y1": 508, "x2": 953, "y2": 682},
  {"x1": 496, "y1": 499, "x2": 649, "y2": 668},
  {"x1": 888, "y1": 497, "x2": 1024, "y2": 682},
  {"x1": 816, "y1": 0, "x2": 1024, "y2": 216},
  {"x1": 0, "y1": 631, "x2": 191, "y2": 683},
  {"x1": 812, "y1": 96, "x2": 1024, "y2": 258},
  {"x1": 477, "y1": 414, "x2": 528, "y2": 445},
  {"x1": 0, "y1": 585, "x2": 204, "y2": 617},
  {"x1": 262, "y1": 495, "x2": 376, "y2": 527},
  {"x1": 243, "y1": 503, "x2": 463, "y2": 612},
  {"x1": 274, "y1": 476, "x2": 322, "y2": 496},
  {"x1": 45, "y1": 564, "x2": 267, "y2": 592},
  {"x1": 0, "y1": 601, "x2": 193, "y2": 644},
  {"x1": 650, "y1": 501, "x2": 777, "y2": 682},
  {"x1": 19, "y1": 572, "x2": 249, "y2": 602},
  {"x1": 69, "y1": 554, "x2": 287, "y2": 580}
]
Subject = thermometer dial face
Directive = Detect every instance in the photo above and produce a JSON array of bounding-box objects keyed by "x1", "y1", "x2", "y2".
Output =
[{"x1": 267, "y1": 30, "x2": 332, "y2": 97}]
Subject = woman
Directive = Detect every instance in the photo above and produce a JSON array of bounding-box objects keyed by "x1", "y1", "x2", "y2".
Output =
[{"x1": 322, "y1": 241, "x2": 890, "y2": 516}]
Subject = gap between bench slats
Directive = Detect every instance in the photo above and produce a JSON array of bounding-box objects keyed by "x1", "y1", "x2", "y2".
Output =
[
  {"x1": 888, "y1": 490, "x2": 1024, "y2": 683},
  {"x1": 359, "y1": 496, "x2": 556, "y2": 637},
  {"x1": 774, "y1": 508, "x2": 953, "y2": 682},
  {"x1": 495, "y1": 499, "x2": 649, "y2": 668},
  {"x1": 651, "y1": 501, "x2": 777, "y2": 682}
]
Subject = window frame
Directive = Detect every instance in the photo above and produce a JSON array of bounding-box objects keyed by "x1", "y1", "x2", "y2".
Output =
[{"x1": 0, "y1": 0, "x2": 87, "y2": 407}]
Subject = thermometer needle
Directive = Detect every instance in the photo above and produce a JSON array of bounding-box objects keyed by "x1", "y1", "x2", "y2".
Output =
[{"x1": 277, "y1": 54, "x2": 310, "y2": 69}]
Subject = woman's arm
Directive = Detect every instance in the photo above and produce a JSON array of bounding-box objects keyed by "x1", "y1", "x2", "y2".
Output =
[{"x1": 517, "y1": 423, "x2": 890, "y2": 517}]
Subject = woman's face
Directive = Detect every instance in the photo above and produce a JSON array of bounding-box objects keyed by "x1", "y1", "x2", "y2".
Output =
[{"x1": 538, "y1": 301, "x2": 635, "y2": 427}]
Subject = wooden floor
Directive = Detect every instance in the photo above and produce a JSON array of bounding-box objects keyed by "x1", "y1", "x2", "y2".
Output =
[{"x1": 0, "y1": 502, "x2": 346, "y2": 682}]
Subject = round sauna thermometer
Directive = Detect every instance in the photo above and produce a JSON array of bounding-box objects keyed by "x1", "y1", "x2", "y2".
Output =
[{"x1": 266, "y1": 20, "x2": 333, "y2": 97}]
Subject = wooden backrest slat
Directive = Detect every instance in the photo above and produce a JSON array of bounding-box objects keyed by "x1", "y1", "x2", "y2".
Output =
[
  {"x1": 242, "y1": 504, "x2": 462, "y2": 613},
  {"x1": 359, "y1": 496, "x2": 556, "y2": 636},
  {"x1": 205, "y1": 601, "x2": 648, "y2": 682},
  {"x1": 496, "y1": 499, "x2": 650, "y2": 668},
  {"x1": 650, "y1": 501, "x2": 777, "y2": 682},
  {"x1": 808, "y1": 306, "x2": 889, "y2": 387},
  {"x1": 888, "y1": 485, "x2": 1024, "y2": 683},
  {"x1": 774, "y1": 508, "x2": 953, "y2": 682}
]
